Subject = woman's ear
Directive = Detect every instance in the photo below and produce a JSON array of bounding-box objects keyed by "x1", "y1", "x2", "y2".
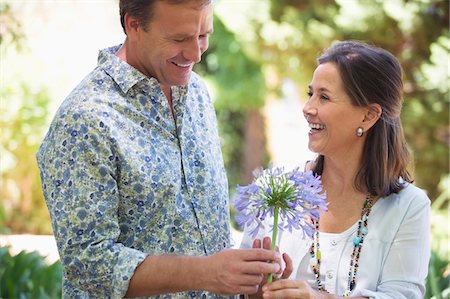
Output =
[{"x1": 362, "y1": 103, "x2": 382, "y2": 129}]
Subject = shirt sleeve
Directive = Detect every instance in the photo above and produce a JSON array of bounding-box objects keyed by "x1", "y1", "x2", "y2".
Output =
[
  {"x1": 353, "y1": 189, "x2": 431, "y2": 299},
  {"x1": 37, "y1": 106, "x2": 147, "y2": 298}
]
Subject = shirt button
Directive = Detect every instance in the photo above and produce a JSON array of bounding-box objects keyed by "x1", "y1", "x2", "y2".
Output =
[
  {"x1": 327, "y1": 270, "x2": 334, "y2": 279},
  {"x1": 331, "y1": 239, "x2": 337, "y2": 246}
]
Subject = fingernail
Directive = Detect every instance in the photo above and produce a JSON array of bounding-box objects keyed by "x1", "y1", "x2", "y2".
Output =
[{"x1": 275, "y1": 251, "x2": 281, "y2": 259}]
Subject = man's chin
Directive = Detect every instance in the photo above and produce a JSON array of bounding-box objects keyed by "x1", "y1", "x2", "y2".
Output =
[{"x1": 173, "y1": 75, "x2": 192, "y2": 87}]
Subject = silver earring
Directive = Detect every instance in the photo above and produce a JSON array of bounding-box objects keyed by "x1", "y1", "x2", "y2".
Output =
[{"x1": 356, "y1": 127, "x2": 364, "y2": 137}]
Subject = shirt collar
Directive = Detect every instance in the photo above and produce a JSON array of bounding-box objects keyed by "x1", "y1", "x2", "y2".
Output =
[
  {"x1": 97, "y1": 44, "x2": 159, "y2": 94},
  {"x1": 98, "y1": 44, "x2": 189, "y2": 98}
]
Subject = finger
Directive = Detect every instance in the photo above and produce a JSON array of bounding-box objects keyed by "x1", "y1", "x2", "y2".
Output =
[
  {"x1": 263, "y1": 236, "x2": 271, "y2": 250},
  {"x1": 263, "y1": 278, "x2": 299, "y2": 291},
  {"x1": 263, "y1": 288, "x2": 301, "y2": 299},
  {"x1": 274, "y1": 247, "x2": 282, "y2": 271},
  {"x1": 236, "y1": 285, "x2": 259, "y2": 295},
  {"x1": 252, "y1": 238, "x2": 262, "y2": 249},
  {"x1": 234, "y1": 273, "x2": 264, "y2": 286},
  {"x1": 281, "y1": 253, "x2": 293, "y2": 279},
  {"x1": 240, "y1": 260, "x2": 281, "y2": 275},
  {"x1": 240, "y1": 248, "x2": 281, "y2": 262}
]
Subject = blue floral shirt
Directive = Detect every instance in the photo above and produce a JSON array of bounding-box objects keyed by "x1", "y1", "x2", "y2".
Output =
[{"x1": 37, "y1": 45, "x2": 233, "y2": 298}]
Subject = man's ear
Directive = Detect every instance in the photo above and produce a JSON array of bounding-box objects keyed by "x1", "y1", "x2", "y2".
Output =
[
  {"x1": 363, "y1": 103, "x2": 382, "y2": 129},
  {"x1": 123, "y1": 13, "x2": 141, "y2": 40}
]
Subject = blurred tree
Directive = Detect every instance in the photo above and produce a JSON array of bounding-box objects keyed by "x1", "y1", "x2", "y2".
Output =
[
  {"x1": 242, "y1": 0, "x2": 449, "y2": 200},
  {"x1": 0, "y1": 3, "x2": 52, "y2": 234},
  {"x1": 0, "y1": 3, "x2": 24, "y2": 51},
  {"x1": 0, "y1": 84, "x2": 52, "y2": 234},
  {"x1": 195, "y1": 16, "x2": 270, "y2": 188}
]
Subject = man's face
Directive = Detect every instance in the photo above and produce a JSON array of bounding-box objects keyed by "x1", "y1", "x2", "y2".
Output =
[{"x1": 129, "y1": 1, "x2": 213, "y2": 88}]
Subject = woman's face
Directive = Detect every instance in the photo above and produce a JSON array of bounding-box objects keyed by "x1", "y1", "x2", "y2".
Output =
[{"x1": 303, "y1": 62, "x2": 367, "y2": 157}]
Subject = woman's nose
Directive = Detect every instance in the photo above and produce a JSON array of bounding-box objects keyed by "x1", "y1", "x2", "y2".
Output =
[{"x1": 302, "y1": 97, "x2": 315, "y2": 116}]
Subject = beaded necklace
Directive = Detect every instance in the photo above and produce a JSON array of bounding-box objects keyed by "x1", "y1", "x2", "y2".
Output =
[{"x1": 309, "y1": 194, "x2": 374, "y2": 297}]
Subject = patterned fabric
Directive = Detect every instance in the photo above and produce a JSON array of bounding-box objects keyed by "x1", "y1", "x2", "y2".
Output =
[{"x1": 37, "y1": 45, "x2": 233, "y2": 298}]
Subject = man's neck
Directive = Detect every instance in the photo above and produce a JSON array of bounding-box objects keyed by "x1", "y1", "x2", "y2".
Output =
[
  {"x1": 161, "y1": 85, "x2": 175, "y2": 119},
  {"x1": 116, "y1": 40, "x2": 175, "y2": 118}
]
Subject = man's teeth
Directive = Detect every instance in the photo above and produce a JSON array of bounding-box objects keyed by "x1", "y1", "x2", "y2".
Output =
[
  {"x1": 174, "y1": 62, "x2": 191, "y2": 67},
  {"x1": 309, "y1": 123, "x2": 325, "y2": 130}
]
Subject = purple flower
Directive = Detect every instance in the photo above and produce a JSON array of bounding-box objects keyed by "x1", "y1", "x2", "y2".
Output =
[{"x1": 233, "y1": 165, "x2": 327, "y2": 239}]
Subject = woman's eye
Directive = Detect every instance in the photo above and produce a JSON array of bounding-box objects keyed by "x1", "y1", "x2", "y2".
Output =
[{"x1": 307, "y1": 91, "x2": 313, "y2": 98}]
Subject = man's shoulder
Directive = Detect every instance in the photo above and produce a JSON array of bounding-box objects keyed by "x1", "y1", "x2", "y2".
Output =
[
  {"x1": 186, "y1": 72, "x2": 211, "y2": 103},
  {"x1": 66, "y1": 68, "x2": 119, "y2": 105},
  {"x1": 189, "y1": 71, "x2": 208, "y2": 89},
  {"x1": 46, "y1": 71, "x2": 119, "y2": 133}
]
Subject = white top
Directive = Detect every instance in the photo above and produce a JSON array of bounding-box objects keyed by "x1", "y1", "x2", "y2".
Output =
[{"x1": 240, "y1": 183, "x2": 431, "y2": 299}]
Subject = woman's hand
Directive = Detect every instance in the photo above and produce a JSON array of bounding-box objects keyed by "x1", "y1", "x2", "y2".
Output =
[
  {"x1": 262, "y1": 279, "x2": 330, "y2": 299},
  {"x1": 248, "y1": 237, "x2": 293, "y2": 298}
]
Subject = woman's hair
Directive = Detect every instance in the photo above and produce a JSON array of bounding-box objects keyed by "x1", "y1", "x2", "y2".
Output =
[
  {"x1": 119, "y1": 0, "x2": 211, "y2": 35},
  {"x1": 312, "y1": 40, "x2": 413, "y2": 197}
]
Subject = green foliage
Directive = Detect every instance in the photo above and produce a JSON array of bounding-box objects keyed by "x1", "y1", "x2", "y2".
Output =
[
  {"x1": 0, "y1": 247, "x2": 62, "y2": 299},
  {"x1": 195, "y1": 15, "x2": 266, "y2": 109},
  {"x1": 0, "y1": 84, "x2": 52, "y2": 234},
  {"x1": 425, "y1": 176, "x2": 450, "y2": 299},
  {"x1": 195, "y1": 15, "x2": 268, "y2": 190},
  {"x1": 426, "y1": 251, "x2": 450, "y2": 299},
  {"x1": 1, "y1": 1, "x2": 53, "y2": 234},
  {"x1": 215, "y1": 108, "x2": 246, "y2": 191},
  {"x1": 0, "y1": 2, "x2": 24, "y2": 51}
]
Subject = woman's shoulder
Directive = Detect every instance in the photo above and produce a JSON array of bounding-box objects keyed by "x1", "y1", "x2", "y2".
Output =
[
  {"x1": 376, "y1": 183, "x2": 430, "y2": 219},
  {"x1": 368, "y1": 183, "x2": 430, "y2": 243},
  {"x1": 392, "y1": 183, "x2": 431, "y2": 206}
]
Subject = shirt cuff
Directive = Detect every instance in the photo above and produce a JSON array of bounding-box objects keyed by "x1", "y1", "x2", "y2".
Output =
[{"x1": 112, "y1": 247, "x2": 147, "y2": 299}]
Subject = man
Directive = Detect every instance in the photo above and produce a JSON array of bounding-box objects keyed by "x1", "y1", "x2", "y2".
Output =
[{"x1": 36, "y1": 0, "x2": 280, "y2": 298}]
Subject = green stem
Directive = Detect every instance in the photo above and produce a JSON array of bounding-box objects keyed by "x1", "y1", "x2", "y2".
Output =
[{"x1": 267, "y1": 206, "x2": 279, "y2": 284}]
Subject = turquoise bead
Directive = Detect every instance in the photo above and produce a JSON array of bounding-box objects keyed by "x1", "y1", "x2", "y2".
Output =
[
  {"x1": 353, "y1": 237, "x2": 361, "y2": 246},
  {"x1": 361, "y1": 227, "x2": 368, "y2": 235}
]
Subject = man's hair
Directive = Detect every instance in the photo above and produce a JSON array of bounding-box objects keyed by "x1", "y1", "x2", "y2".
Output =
[
  {"x1": 119, "y1": 0, "x2": 212, "y2": 35},
  {"x1": 312, "y1": 40, "x2": 412, "y2": 197}
]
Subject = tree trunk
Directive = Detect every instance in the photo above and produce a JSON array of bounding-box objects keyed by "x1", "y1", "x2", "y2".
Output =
[{"x1": 242, "y1": 108, "x2": 266, "y2": 184}]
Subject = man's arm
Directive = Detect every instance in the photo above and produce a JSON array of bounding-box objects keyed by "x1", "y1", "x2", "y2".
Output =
[{"x1": 126, "y1": 248, "x2": 281, "y2": 297}]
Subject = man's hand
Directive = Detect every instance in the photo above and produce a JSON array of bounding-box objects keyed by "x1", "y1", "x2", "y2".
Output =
[{"x1": 201, "y1": 248, "x2": 281, "y2": 295}]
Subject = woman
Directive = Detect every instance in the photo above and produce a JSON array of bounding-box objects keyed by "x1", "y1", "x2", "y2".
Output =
[{"x1": 241, "y1": 41, "x2": 431, "y2": 299}]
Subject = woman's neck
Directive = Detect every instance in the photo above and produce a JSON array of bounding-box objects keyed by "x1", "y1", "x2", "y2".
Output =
[{"x1": 318, "y1": 155, "x2": 369, "y2": 233}]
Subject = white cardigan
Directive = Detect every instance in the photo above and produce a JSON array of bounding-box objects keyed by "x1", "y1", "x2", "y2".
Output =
[{"x1": 240, "y1": 183, "x2": 431, "y2": 299}]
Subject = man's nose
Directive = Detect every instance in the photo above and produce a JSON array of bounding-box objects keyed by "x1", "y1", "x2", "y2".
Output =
[{"x1": 184, "y1": 38, "x2": 202, "y2": 63}]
